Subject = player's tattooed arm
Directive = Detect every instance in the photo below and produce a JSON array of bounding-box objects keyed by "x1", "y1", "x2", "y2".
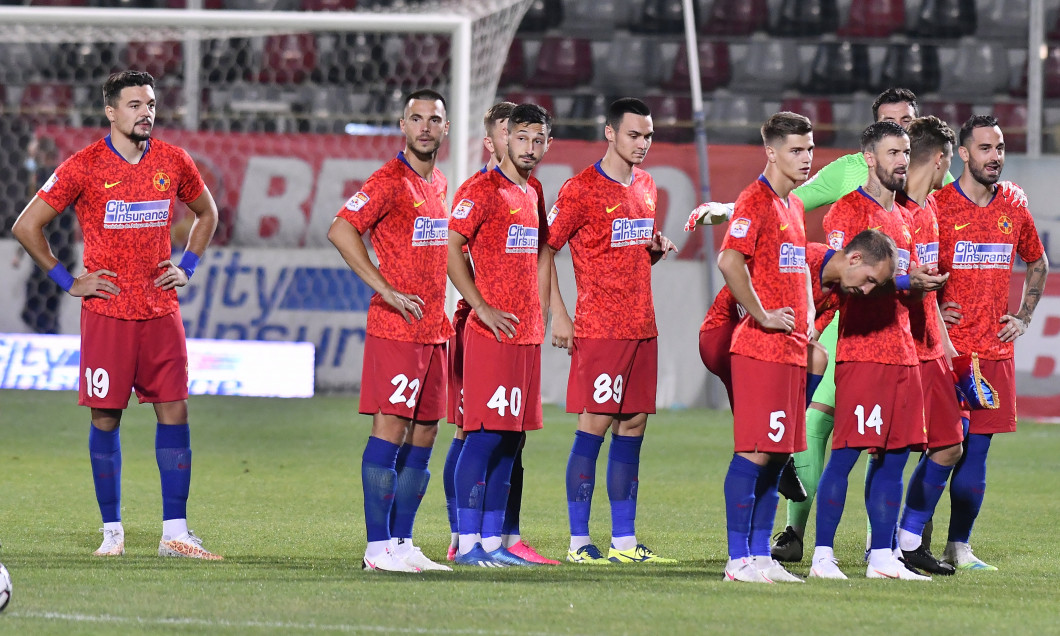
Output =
[{"x1": 1001, "y1": 255, "x2": 1050, "y2": 342}]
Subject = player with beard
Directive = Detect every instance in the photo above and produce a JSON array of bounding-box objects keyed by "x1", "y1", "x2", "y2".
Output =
[{"x1": 933, "y1": 115, "x2": 1049, "y2": 570}]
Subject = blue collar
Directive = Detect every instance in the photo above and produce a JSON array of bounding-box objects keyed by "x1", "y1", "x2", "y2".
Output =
[
  {"x1": 104, "y1": 134, "x2": 150, "y2": 163},
  {"x1": 594, "y1": 160, "x2": 635, "y2": 185},
  {"x1": 953, "y1": 179, "x2": 996, "y2": 206}
]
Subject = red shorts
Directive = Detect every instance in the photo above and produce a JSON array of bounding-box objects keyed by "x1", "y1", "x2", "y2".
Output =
[
  {"x1": 462, "y1": 328, "x2": 542, "y2": 432},
  {"x1": 359, "y1": 334, "x2": 447, "y2": 422},
  {"x1": 699, "y1": 324, "x2": 735, "y2": 410},
  {"x1": 731, "y1": 355, "x2": 807, "y2": 453},
  {"x1": 446, "y1": 304, "x2": 472, "y2": 426},
  {"x1": 921, "y1": 356, "x2": 965, "y2": 448},
  {"x1": 79, "y1": 309, "x2": 188, "y2": 408},
  {"x1": 566, "y1": 337, "x2": 657, "y2": 415},
  {"x1": 833, "y1": 361, "x2": 927, "y2": 453},
  {"x1": 967, "y1": 357, "x2": 1017, "y2": 435}
]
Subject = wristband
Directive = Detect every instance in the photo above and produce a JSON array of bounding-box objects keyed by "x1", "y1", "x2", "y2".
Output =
[
  {"x1": 178, "y1": 251, "x2": 200, "y2": 279},
  {"x1": 47, "y1": 262, "x2": 75, "y2": 291},
  {"x1": 895, "y1": 274, "x2": 910, "y2": 291}
]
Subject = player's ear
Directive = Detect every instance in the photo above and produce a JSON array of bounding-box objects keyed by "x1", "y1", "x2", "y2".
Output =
[
  {"x1": 764, "y1": 143, "x2": 776, "y2": 163},
  {"x1": 604, "y1": 124, "x2": 614, "y2": 143},
  {"x1": 957, "y1": 144, "x2": 970, "y2": 162},
  {"x1": 483, "y1": 135, "x2": 494, "y2": 154},
  {"x1": 847, "y1": 251, "x2": 862, "y2": 267}
]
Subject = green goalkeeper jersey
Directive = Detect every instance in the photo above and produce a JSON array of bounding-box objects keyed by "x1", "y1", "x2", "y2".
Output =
[{"x1": 792, "y1": 152, "x2": 955, "y2": 211}]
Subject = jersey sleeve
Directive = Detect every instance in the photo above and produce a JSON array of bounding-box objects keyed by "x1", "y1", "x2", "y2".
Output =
[
  {"x1": 822, "y1": 201, "x2": 859, "y2": 250},
  {"x1": 36, "y1": 157, "x2": 83, "y2": 212},
  {"x1": 176, "y1": 147, "x2": 206, "y2": 204},
  {"x1": 1016, "y1": 209, "x2": 1046, "y2": 263},
  {"x1": 448, "y1": 182, "x2": 488, "y2": 241},
  {"x1": 720, "y1": 190, "x2": 763, "y2": 260},
  {"x1": 337, "y1": 175, "x2": 390, "y2": 235},
  {"x1": 545, "y1": 178, "x2": 582, "y2": 251},
  {"x1": 793, "y1": 154, "x2": 860, "y2": 212}
]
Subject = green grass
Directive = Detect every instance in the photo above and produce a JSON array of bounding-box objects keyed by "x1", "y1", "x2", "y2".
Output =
[{"x1": 1, "y1": 388, "x2": 1058, "y2": 635}]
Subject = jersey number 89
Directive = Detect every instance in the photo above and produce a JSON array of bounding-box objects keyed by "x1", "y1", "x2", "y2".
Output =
[{"x1": 593, "y1": 373, "x2": 624, "y2": 405}]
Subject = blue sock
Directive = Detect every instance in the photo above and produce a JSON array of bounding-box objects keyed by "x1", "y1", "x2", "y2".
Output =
[
  {"x1": 607, "y1": 433, "x2": 643, "y2": 541},
  {"x1": 900, "y1": 456, "x2": 954, "y2": 537},
  {"x1": 482, "y1": 433, "x2": 521, "y2": 544},
  {"x1": 566, "y1": 430, "x2": 604, "y2": 537},
  {"x1": 502, "y1": 439, "x2": 525, "y2": 537},
  {"x1": 89, "y1": 424, "x2": 122, "y2": 523},
  {"x1": 455, "y1": 430, "x2": 504, "y2": 538},
  {"x1": 948, "y1": 433, "x2": 992, "y2": 543},
  {"x1": 387, "y1": 443, "x2": 413, "y2": 531},
  {"x1": 443, "y1": 437, "x2": 464, "y2": 534},
  {"x1": 155, "y1": 423, "x2": 191, "y2": 522},
  {"x1": 814, "y1": 447, "x2": 862, "y2": 548},
  {"x1": 806, "y1": 373, "x2": 824, "y2": 405},
  {"x1": 865, "y1": 449, "x2": 909, "y2": 550},
  {"x1": 723, "y1": 454, "x2": 762, "y2": 560},
  {"x1": 391, "y1": 444, "x2": 431, "y2": 541},
  {"x1": 361, "y1": 436, "x2": 400, "y2": 543},
  {"x1": 749, "y1": 460, "x2": 784, "y2": 557}
]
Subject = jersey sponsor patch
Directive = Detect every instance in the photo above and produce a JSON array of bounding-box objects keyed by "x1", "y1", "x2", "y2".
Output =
[
  {"x1": 547, "y1": 204, "x2": 559, "y2": 226},
  {"x1": 729, "y1": 217, "x2": 751, "y2": 238},
  {"x1": 103, "y1": 199, "x2": 170, "y2": 229},
  {"x1": 505, "y1": 224, "x2": 538, "y2": 253},
  {"x1": 916, "y1": 241, "x2": 939, "y2": 267},
  {"x1": 411, "y1": 216, "x2": 448, "y2": 246},
  {"x1": 345, "y1": 191, "x2": 369, "y2": 212},
  {"x1": 452, "y1": 198, "x2": 474, "y2": 219},
  {"x1": 778, "y1": 243, "x2": 806, "y2": 272},
  {"x1": 610, "y1": 218, "x2": 654, "y2": 247},
  {"x1": 41, "y1": 172, "x2": 58, "y2": 193},
  {"x1": 827, "y1": 229, "x2": 845, "y2": 249},
  {"x1": 952, "y1": 241, "x2": 1013, "y2": 269}
]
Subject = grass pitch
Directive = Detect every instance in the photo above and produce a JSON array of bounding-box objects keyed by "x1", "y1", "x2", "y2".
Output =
[{"x1": 0, "y1": 389, "x2": 1058, "y2": 635}]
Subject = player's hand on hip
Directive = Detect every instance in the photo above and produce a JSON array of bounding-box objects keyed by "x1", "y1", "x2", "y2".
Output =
[
  {"x1": 551, "y1": 311, "x2": 574, "y2": 355},
  {"x1": 939, "y1": 301, "x2": 962, "y2": 327},
  {"x1": 997, "y1": 181, "x2": 1028, "y2": 209},
  {"x1": 155, "y1": 259, "x2": 189, "y2": 290},
  {"x1": 997, "y1": 314, "x2": 1027, "y2": 343},
  {"x1": 476, "y1": 303, "x2": 519, "y2": 341},
  {"x1": 909, "y1": 264, "x2": 949, "y2": 291},
  {"x1": 382, "y1": 289, "x2": 425, "y2": 323},
  {"x1": 71, "y1": 269, "x2": 120, "y2": 300},
  {"x1": 758, "y1": 307, "x2": 796, "y2": 334}
]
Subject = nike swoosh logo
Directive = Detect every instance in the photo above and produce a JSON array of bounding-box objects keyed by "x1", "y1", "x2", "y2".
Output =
[
  {"x1": 915, "y1": 227, "x2": 921, "y2": 233},
  {"x1": 413, "y1": 200, "x2": 426, "y2": 208},
  {"x1": 606, "y1": 204, "x2": 621, "y2": 213},
  {"x1": 509, "y1": 208, "x2": 521, "y2": 215},
  {"x1": 780, "y1": 224, "x2": 789, "y2": 230},
  {"x1": 870, "y1": 225, "x2": 883, "y2": 231},
  {"x1": 104, "y1": 181, "x2": 121, "y2": 188},
  {"x1": 955, "y1": 223, "x2": 971, "y2": 230}
]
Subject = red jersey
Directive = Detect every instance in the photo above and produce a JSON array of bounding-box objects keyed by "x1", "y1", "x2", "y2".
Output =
[
  {"x1": 904, "y1": 193, "x2": 945, "y2": 361},
  {"x1": 337, "y1": 152, "x2": 453, "y2": 345},
  {"x1": 721, "y1": 176, "x2": 809, "y2": 367},
  {"x1": 934, "y1": 181, "x2": 1045, "y2": 360},
  {"x1": 700, "y1": 286, "x2": 740, "y2": 332},
  {"x1": 546, "y1": 162, "x2": 658, "y2": 340},
  {"x1": 37, "y1": 136, "x2": 204, "y2": 320},
  {"x1": 805, "y1": 242, "x2": 842, "y2": 333},
  {"x1": 823, "y1": 188, "x2": 918, "y2": 366},
  {"x1": 449, "y1": 167, "x2": 544, "y2": 346}
]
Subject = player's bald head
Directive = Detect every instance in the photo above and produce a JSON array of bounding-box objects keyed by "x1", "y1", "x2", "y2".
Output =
[{"x1": 103, "y1": 70, "x2": 155, "y2": 108}]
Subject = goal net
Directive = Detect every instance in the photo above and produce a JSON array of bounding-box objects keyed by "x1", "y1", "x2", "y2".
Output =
[{"x1": 0, "y1": 1, "x2": 531, "y2": 393}]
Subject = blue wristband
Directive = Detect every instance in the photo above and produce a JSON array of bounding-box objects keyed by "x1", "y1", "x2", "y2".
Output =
[
  {"x1": 895, "y1": 274, "x2": 911, "y2": 291},
  {"x1": 47, "y1": 262, "x2": 75, "y2": 291},
  {"x1": 178, "y1": 251, "x2": 200, "y2": 279}
]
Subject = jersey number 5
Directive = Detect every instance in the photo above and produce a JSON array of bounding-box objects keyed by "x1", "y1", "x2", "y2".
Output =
[{"x1": 768, "y1": 411, "x2": 786, "y2": 442}]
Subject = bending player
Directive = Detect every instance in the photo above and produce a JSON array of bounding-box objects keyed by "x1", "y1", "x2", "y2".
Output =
[
  {"x1": 547, "y1": 98, "x2": 678, "y2": 565},
  {"x1": 13, "y1": 70, "x2": 222, "y2": 559},
  {"x1": 328, "y1": 89, "x2": 453, "y2": 573},
  {"x1": 934, "y1": 115, "x2": 1049, "y2": 570},
  {"x1": 447, "y1": 103, "x2": 553, "y2": 567}
]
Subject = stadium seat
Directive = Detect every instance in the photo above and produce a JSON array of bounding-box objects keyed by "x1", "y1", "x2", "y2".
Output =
[
  {"x1": 315, "y1": 32, "x2": 388, "y2": 86},
  {"x1": 499, "y1": 38, "x2": 526, "y2": 87},
  {"x1": 769, "y1": 0, "x2": 839, "y2": 37},
  {"x1": 838, "y1": 0, "x2": 905, "y2": 38},
  {"x1": 552, "y1": 93, "x2": 606, "y2": 141},
  {"x1": 561, "y1": 0, "x2": 632, "y2": 36},
  {"x1": 780, "y1": 97, "x2": 835, "y2": 146},
  {"x1": 910, "y1": 0, "x2": 976, "y2": 38},
  {"x1": 801, "y1": 41, "x2": 871, "y2": 94},
  {"x1": 662, "y1": 41, "x2": 731, "y2": 92},
  {"x1": 921, "y1": 101, "x2": 973, "y2": 130},
  {"x1": 979, "y1": 0, "x2": 1029, "y2": 40},
  {"x1": 1012, "y1": 46, "x2": 1060, "y2": 99},
  {"x1": 19, "y1": 82, "x2": 75, "y2": 128},
  {"x1": 595, "y1": 35, "x2": 660, "y2": 94},
  {"x1": 700, "y1": 0, "x2": 768, "y2": 35},
  {"x1": 732, "y1": 36, "x2": 801, "y2": 93},
  {"x1": 518, "y1": 0, "x2": 563, "y2": 33},
  {"x1": 301, "y1": 0, "x2": 357, "y2": 9},
  {"x1": 992, "y1": 102, "x2": 1028, "y2": 153},
  {"x1": 51, "y1": 42, "x2": 122, "y2": 82},
  {"x1": 525, "y1": 37, "x2": 592, "y2": 89},
  {"x1": 0, "y1": 43, "x2": 58, "y2": 85},
  {"x1": 257, "y1": 33, "x2": 316, "y2": 84},
  {"x1": 877, "y1": 42, "x2": 940, "y2": 94},
  {"x1": 505, "y1": 91, "x2": 556, "y2": 115},
  {"x1": 644, "y1": 94, "x2": 694, "y2": 143},
  {"x1": 704, "y1": 92, "x2": 762, "y2": 145},
  {"x1": 127, "y1": 40, "x2": 184, "y2": 79},
  {"x1": 942, "y1": 38, "x2": 1009, "y2": 98},
  {"x1": 633, "y1": 0, "x2": 699, "y2": 35},
  {"x1": 202, "y1": 37, "x2": 256, "y2": 83},
  {"x1": 391, "y1": 34, "x2": 450, "y2": 91}
]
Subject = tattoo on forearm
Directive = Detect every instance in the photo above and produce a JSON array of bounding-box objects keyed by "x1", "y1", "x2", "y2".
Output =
[{"x1": 1017, "y1": 260, "x2": 1049, "y2": 323}]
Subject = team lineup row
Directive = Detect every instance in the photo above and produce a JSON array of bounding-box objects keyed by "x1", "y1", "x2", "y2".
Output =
[{"x1": 10, "y1": 73, "x2": 1049, "y2": 581}]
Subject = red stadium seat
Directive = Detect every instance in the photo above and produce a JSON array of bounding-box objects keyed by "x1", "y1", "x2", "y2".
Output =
[
  {"x1": 644, "y1": 94, "x2": 693, "y2": 143},
  {"x1": 992, "y1": 102, "x2": 1028, "y2": 153},
  {"x1": 921, "y1": 101, "x2": 973, "y2": 130},
  {"x1": 127, "y1": 40, "x2": 183, "y2": 79},
  {"x1": 499, "y1": 38, "x2": 526, "y2": 87},
  {"x1": 701, "y1": 0, "x2": 768, "y2": 36},
  {"x1": 20, "y1": 82, "x2": 75, "y2": 127},
  {"x1": 504, "y1": 91, "x2": 555, "y2": 115},
  {"x1": 780, "y1": 98, "x2": 835, "y2": 147},
  {"x1": 525, "y1": 37, "x2": 592, "y2": 89},
  {"x1": 258, "y1": 34, "x2": 316, "y2": 84},
  {"x1": 769, "y1": 0, "x2": 839, "y2": 37},
  {"x1": 838, "y1": 0, "x2": 905, "y2": 38},
  {"x1": 911, "y1": 0, "x2": 977, "y2": 38},
  {"x1": 877, "y1": 42, "x2": 940, "y2": 94},
  {"x1": 663, "y1": 41, "x2": 731, "y2": 93}
]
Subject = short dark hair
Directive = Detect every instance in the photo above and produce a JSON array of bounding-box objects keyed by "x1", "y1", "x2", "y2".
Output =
[
  {"x1": 845, "y1": 228, "x2": 897, "y2": 266},
  {"x1": 103, "y1": 70, "x2": 155, "y2": 107},
  {"x1": 508, "y1": 102, "x2": 552, "y2": 134},
  {"x1": 861, "y1": 120, "x2": 908, "y2": 153},
  {"x1": 403, "y1": 88, "x2": 447, "y2": 113},
  {"x1": 907, "y1": 116, "x2": 956, "y2": 166},
  {"x1": 959, "y1": 114, "x2": 1000, "y2": 148},
  {"x1": 872, "y1": 87, "x2": 919, "y2": 122},
  {"x1": 606, "y1": 97, "x2": 651, "y2": 132},
  {"x1": 761, "y1": 111, "x2": 813, "y2": 146},
  {"x1": 484, "y1": 101, "x2": 516, "y2": 134}
]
